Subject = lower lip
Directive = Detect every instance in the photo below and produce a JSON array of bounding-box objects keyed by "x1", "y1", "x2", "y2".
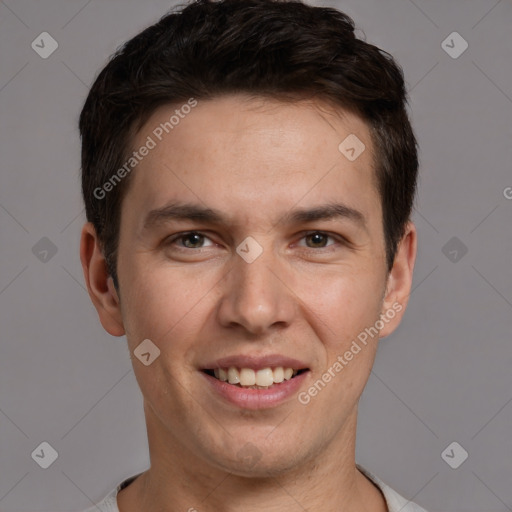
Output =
[{"x1": 201, "y1": 371, "x2": 309, "y2": 410}]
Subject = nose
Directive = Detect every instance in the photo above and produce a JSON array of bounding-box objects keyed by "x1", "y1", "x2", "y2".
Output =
[{"x1": 216, "y1": 242, "x2": 296, "y2": 335}]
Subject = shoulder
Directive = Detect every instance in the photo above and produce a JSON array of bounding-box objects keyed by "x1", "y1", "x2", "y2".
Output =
[
  {"x1": 79, "y1": 473, "x2": 141, "y2": 512},
  {"x1": 356, "y1": 464, "x2": 430, "y2": 512},
  {"x1": 80, "y1": 491, "x2": 118, "y2": 512}
]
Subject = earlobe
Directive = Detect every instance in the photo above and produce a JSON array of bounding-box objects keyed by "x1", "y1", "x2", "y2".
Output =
[
  {"x1": 79, "y1": 222, "x2": 125, "y2": 337},
  {"x1": 379, "y1": 221, "x2": 417, "y2": 339}
]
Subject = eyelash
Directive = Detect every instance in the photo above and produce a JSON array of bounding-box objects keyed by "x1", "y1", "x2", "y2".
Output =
[{"x1": 164, "y1": 230, "x2": 345, "y2": 251}]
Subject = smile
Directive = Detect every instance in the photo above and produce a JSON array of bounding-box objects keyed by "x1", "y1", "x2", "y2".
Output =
[{"x1": 203, "y1": 366, "x2": 308, "y2": 388}]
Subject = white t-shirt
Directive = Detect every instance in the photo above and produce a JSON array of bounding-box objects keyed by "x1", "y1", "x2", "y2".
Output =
[{"x1": 81, "y1": 463, "x2": 429, "y2": 512}]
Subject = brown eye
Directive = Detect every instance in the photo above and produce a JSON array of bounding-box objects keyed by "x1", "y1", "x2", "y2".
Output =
[
  {"x1": 303, "y1": 232, "x2": 332, "y2": 248},
  {"x1": 165, "y1": 231, "x2": 215, "y2": 249},
  {"x1": 180, "y1": 232, "x2": 206, "y2": 248}
]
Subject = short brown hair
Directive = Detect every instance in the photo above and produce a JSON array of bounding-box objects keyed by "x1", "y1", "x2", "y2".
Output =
[{"x1": 79, "y1": 0, "x2": 419, "y2": 290}]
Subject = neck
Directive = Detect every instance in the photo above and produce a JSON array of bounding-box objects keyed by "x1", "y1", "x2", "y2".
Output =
[{"x1": 118, "y1": 403, "x2": 387, "y2": 512}]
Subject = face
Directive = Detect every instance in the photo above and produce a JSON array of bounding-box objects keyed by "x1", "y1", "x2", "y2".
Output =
[{"x1": 82, "y1": 94, "x2": 416, "y2": 478}]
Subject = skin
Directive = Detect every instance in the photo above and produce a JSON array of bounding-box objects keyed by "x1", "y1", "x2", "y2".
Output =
[{"x1": 80, "y1": 94, "x2": 417, "y2": 512}]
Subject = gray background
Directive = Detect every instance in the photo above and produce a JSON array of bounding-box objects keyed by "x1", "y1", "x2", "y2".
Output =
[{"x1": 0, "y1": 0, "x2": 511, "y2": 510}]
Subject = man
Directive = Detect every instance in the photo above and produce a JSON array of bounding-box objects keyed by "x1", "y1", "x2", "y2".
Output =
[{"x1": 79, "y1": 0, "x2": 427, "y2": 510}]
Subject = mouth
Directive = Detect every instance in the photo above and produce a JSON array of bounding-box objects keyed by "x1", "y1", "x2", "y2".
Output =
[{"x1": 202, "y1": 367, "x2": 310, "y2": 389}]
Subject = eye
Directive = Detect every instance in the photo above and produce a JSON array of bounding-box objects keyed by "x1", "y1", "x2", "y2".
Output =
[
  {"x1": 166, "y1": 231, "x2": 215, "y2": 249},
  {"x1": 299, "y1": 231, "x2": 338, "y2": 249}
]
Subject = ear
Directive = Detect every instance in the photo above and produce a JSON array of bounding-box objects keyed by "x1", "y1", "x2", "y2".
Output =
[
  {"x1": 79, "y1": 222, "x2": 125, "y2": 336},
  {"x1": 379, "y1": 221, "x2": 417, "y2": 338}
]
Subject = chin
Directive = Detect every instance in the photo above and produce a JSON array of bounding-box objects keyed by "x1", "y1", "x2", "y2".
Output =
[{"x1": 211, "y1": 444, "x2": 306, "y2": 479}]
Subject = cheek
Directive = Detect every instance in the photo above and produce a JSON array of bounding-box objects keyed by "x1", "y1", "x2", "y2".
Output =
[
  {"x1": 299, "y1": 275, "x2": 383, "y2": 415},
  {"x1": 299, "y1": 269, "x2": 384, "y2": 345},
  {"x1": 122, "y1": 269, "x2": 212, "y2": 410},
  {"x1": 120, "y1": 263, "x2": 214, "y2": 351}
]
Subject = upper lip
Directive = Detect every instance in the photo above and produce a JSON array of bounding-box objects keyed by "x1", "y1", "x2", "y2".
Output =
[{"x1": 201, "y1": 354, "x2": 309, "y2": 371}]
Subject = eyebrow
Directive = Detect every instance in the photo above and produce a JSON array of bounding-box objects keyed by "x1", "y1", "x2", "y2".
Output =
[
  {"x1": 282, "y1": 203, "x2": 366, "y2": 228},
  {"x1": 142, "y1": 201, "x2": 366, "y2": 231}
]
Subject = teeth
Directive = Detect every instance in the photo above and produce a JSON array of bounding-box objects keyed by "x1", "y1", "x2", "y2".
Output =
[
  {"x1": 239, "y1": 368, "x2": 256, "y2": 386},
  {"x1": 255, "y1": 368, "x2": 274, "y2": 387},
  {"x1": 212, "y1": 366, "x2": 302, "y2": 387},
  {"x1": 273, "y1": 367, "x2": 284, "y2": 383},
  {"x1": 227, "y1": 367, "x2": 240, "y2": 384}
]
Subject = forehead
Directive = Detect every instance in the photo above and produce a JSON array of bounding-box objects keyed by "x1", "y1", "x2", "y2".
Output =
[{"x1": 122, "y1": 94, "x2": 379, "y2": 229}]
